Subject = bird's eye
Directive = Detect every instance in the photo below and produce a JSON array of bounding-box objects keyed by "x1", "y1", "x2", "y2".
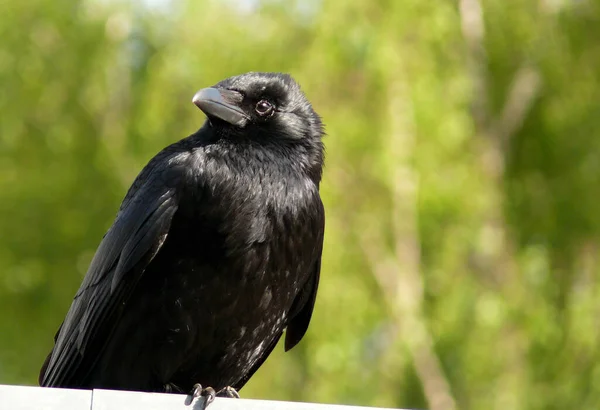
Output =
[{"x1": 255, "y1": 100, "x2": 274, "y2": 117}]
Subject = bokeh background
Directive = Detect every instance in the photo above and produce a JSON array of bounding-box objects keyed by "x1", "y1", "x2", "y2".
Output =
[{"x1": 2, "y1": 0, "x2": 600, "y2": 409}]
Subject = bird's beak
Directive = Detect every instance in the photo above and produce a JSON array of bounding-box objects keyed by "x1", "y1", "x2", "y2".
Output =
[{"x1": 192, "y1": 88, "x2": 249, "y2": 127}]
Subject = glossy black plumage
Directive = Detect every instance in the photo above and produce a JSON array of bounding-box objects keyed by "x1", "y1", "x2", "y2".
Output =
[{"x1": 39, "y1": 72, "x2": 325, "y2": 393}]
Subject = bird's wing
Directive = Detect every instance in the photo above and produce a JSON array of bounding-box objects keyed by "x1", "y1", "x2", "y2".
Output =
[
  {"x1": 233, "y1": 255, "x2": 321, "y2": 390},
  {"x1": 284, "y1": 198, "x2": 325, "y2": 351},
  {"x1": 284, "y1": 253, "x2": 322, "y2": 351},
  {"x1": 233, "y1": 198, "x2": 325, "y2": 390},
  {"x1": 40, "y1": 149, "x2": 188, "y2": 387}
]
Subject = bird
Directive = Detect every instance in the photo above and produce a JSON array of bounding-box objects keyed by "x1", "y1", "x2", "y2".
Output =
[{"x1": 39, "y1": 72, "x2": 325, "y2": 402}]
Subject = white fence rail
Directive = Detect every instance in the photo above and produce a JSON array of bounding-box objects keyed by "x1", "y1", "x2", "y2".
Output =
[{"x1": 0, "y1": 384, "x2": 405, "y2": 410}]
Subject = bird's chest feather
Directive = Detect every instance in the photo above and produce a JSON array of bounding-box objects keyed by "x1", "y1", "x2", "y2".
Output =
[
  {"x1": 133, "y1": 153, "x2": 320, "y2": 384},
  {"x1": 176, "y1": 147, "x2": 319, "y2": 279},
  {"x1": 144, "y1": 153, "x2": 311, "y2": 317}
]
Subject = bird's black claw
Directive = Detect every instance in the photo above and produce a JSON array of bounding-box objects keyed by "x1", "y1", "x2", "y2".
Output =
[
  {"x1": 216, "y1": 386, "x2": 240, "y2": 399},
  {"x1": 186, "y1": 384, "x2": 239, "y2": 407},
  {"x1": 190, "y1": 384, "x2": 216, "y2": 406}
]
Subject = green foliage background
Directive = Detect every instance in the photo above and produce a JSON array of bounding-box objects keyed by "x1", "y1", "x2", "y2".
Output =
[{"x1": 1, "y1": 0, "x2": 600, "y2": 409}]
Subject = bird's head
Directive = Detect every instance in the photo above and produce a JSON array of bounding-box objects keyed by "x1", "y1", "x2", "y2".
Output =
[
  {"x1": 193, "y1": 72, "x2": 324, "y2": 181},
  {"x1": 193, "y1": 72, "x2": 323, "y2": 154}
]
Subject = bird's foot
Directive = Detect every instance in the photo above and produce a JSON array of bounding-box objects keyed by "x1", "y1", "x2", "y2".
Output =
[
  {"x1": 188, "y1": 384, "x2": 240, "y2": 407},
  {"x1": 216, "y1": 386, "x2": 240, "y2": 399},
  {"x1": 191, "y1": 384, "x2": 217, "y2": 405}
]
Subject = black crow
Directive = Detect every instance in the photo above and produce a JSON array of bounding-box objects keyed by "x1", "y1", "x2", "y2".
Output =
[{"x1": 39, "y1": 72, "x2": 325, "y2": 401}]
